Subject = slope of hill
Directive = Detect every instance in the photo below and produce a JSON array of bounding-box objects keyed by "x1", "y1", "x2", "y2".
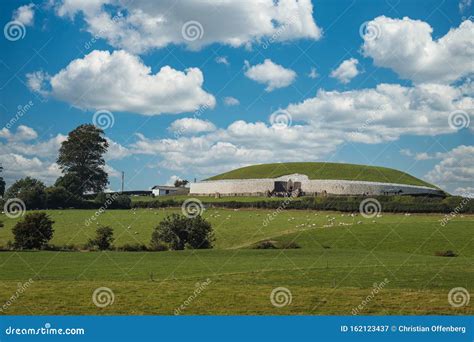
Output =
[{"x1": 207, "y1": 162, "x2": 436, "y2": 188}]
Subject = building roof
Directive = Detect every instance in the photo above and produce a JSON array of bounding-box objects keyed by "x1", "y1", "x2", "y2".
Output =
[{"x1": 151, "y1": 185, "x2": 187, "y2": 190}]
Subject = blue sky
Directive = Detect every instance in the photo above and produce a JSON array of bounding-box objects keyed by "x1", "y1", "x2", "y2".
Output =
[{"x1": 0, "y1": 0, "x2": 472, "y2": 194}]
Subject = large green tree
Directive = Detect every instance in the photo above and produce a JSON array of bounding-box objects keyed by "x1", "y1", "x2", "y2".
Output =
[
  {"x1": 0, "y1": 164, "x2": 5, "y2": 197},
  {"x1": 57, "y1": 124, "x2": 109, "y2": 195}
]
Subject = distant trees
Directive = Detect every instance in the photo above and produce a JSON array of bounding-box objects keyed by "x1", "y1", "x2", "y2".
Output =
[
  {"x1": 45, "y1": 186, "x2": 81, "y2": 208},
  {"x1": 174, "y1": 179, "x2": 189, "y2": 187},
  {"x1": 57, "y1": 124, "x2": 109, "y2": 196},
  {"x1": 150, "y1": 214, "x2": 214, "y2": 250},
  {"x1": 5, "y1": 177, "x2": 47, "y2": 209},
  {"x1": 12, "y1": 213, "x2": 54, "y2": 249}
]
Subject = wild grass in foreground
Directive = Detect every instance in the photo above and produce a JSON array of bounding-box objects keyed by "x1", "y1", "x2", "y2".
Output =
[{"x1": 0, "y1": 209, "x2": 472, "y2": 315}]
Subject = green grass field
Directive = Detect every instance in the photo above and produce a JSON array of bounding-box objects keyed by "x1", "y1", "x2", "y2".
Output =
[
  {"x1": 206, "y1": 162, "x2": 436, "y2": 188},
  {"x1": 0, "y1": 208, "x2": 472, "y2": 315}
]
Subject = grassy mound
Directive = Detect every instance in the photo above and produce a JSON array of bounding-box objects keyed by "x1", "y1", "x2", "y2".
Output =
[{"x1": 207, "y1": 162, "x2": 435, "y2": 187}]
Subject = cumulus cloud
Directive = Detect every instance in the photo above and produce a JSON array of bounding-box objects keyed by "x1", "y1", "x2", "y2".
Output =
[
  {"x1": 27, "y1": 50, "x2": 215, "y2": 115},
  {"x1": 54, "y1": 0, "x2": 321, "y2": 53},
  {"x1": 223, "y1": 96, "x2": 239, "y2": 106},
  {"x1": 330, "y1": 58, "x2": 359, "y2": 84},
  {"x1": 169, "y1": 118, "x2": 216, "y2": 135},
  {"x1": 425, "y1": 145, "x2": 474, "y2": 194},
  {"x1": 131, "y1": 120, "x2": 342, "y2": 176},
  {"x1": 0, "y1": 125, "x2": 38, "y2": 142},
  {"x1": 13, "y1": 3, "x2": 35, "y2": 26},
  {"x1": 0, "y1": 153, "x2": 61, "y2": 186},
  {"x1": 283, "y1": 82, "x2": 473, "y2": 143},
  {"x1": 244, "y1": 59, "x2": 297, "y2": 91},
  {"x1": 361, "y1": 17, "x2": 474, "y2": 84}
]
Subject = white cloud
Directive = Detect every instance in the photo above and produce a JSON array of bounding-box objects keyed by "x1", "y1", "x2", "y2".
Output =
[
  {"x1": 215, "y1": 56, "x2": 230, "y2": 66},
  {"x1": 106, "y1": 139, "x2": 131, "y2": 160},
  {"x1": 362, "y1": 17, "x2": 474, "y2": 84},
  {"x1": 223, "y1": 96, "x2": 239, "y2": 106},
  {"x1": 453, "y1": 187, "x2": 474, "y2": 197},
  {"x1": 169, "y1": 118, "x2": 216, "y2": 135},
  {"x1": 244, "y1": 59, "x2": 297, "y2": 91},
  {"x1": 0, "y1": 125, "x2": 38, "y2": 142},
  {"x1": 27, "y1": 50, "x2": 215, "y2": 115},
  {"x1": 104, "y1": 164, "x2": 121, "y2": 178},
  {"x1": 330, "y1": 58, "x2": 359, "y2": 84},
  {"x1": 283, "y1": 82, "x2": 473, "y2": 143},
  {"x1": 166, "y1": 175, "x2": 181, "y2": 186},
  {"x1": 308, "y1": 67, "x2": 318, "y2": 79},
  {"x1": 131, "y1": 120, "x2": 342, "y2": 176},
  {"x1": 13, "y1": 3, "x2": 35, "y2": 26},
  {"x1": 425, "y1": 145, "x2": 474, "y2": 194},
  {"x1": 0, "y1": 153, "x2": 61, "y2": 186},
  {"x1": 55, "y1": 0, "x2": 321, "y2": 53},
  {"x1": 400, "y1": 149, "x2": 447, "y2": 161}
]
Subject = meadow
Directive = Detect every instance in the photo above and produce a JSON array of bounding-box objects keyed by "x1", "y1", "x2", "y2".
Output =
[{"x1": 0, "y1": 208, "x2": 472, "y2": 315}]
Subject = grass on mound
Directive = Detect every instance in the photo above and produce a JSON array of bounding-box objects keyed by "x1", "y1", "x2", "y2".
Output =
[{"x1": 207, "y1": 162, "x2": 435, "y2": 188}]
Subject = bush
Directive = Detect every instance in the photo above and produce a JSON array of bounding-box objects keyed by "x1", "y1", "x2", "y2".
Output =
[
  {"x1": 149, "y1": 237, "x2": 169, "y2": 251},
  {"x1": 254, "y1": 240, "x2": 277, "y2": 249},
  {"x1": 112, "y1": 194, "x2": 131, "y2": 209},
  {"x1": 117, "y1": 243, "x2": 148, "y2": 252},
  {"x1": 5, "y1": 177, "x2": 47, "y2": 209},
  {"x1": 435, "y1": 250, "x2": 458, "y2": 257},
  {"x1": 88, "y1": 226, "x2": 114, "y2": 250},
  {"x1": 12, "y1": 213, "x2": 54, "y2": 249},
  {"x1": 151, "y1": 214, "x2": 214, "y2": 250}
]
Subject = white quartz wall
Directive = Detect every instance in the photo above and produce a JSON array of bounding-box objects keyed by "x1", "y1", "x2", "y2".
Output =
[{"x1": 190, "y1": 177, "x2": 442, "y2": 196}]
